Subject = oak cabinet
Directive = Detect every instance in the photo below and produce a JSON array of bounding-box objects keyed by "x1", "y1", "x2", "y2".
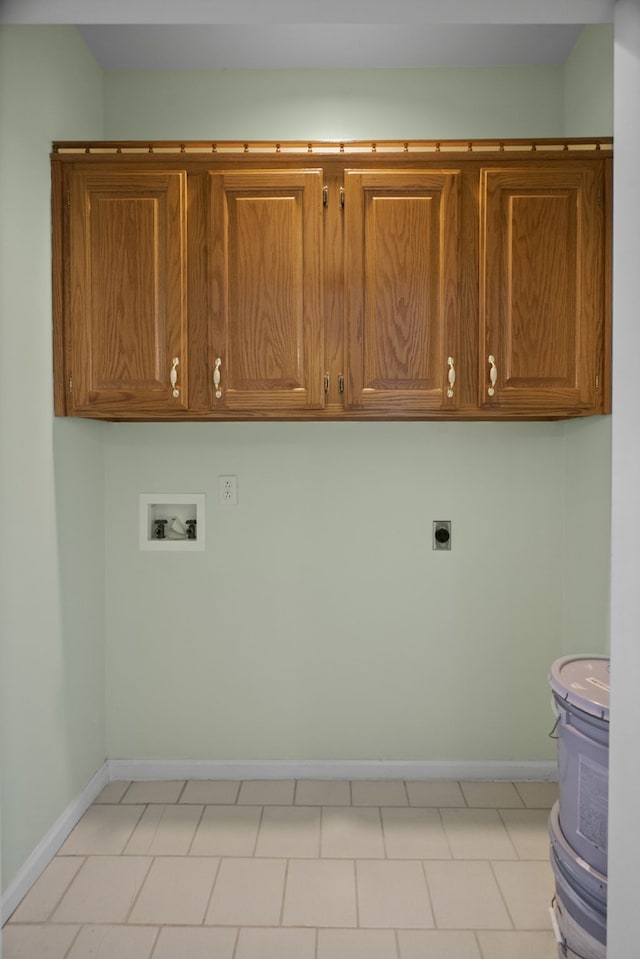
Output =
[
  {"x1": 65, "y1": 170, "x2": 188, "y2": 416},
  {"x1": 479, "y1": 164, "x2": 607, "y2": 415},
  {"x1": 52, "y1": 139, "x2": 611, "y2": 421},
  {"x1": 189, "y1": 169, "x2": 325, "y2": 414},
  {"x1": 343, "y1": 169, "x2": 461, "y2": 414}
]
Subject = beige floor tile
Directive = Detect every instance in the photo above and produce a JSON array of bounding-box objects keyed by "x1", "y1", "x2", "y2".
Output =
[
  {"x1": 491, "y1": 860, "x2": 555, "y2": 929},
  {"x1": 237, "y1": 780, "x2": 295, "y2": 804},
  {"x1": 1, "y1": 923, "x2": 79, "y2": 958},
  {"x1": 235, "y1": 927, "x2": 316, "y2": 959},
  {"x1": 357, "y1": 860, "x2": 434, "y2": 929},
  {"x1": 459, "y1": 782, "x2": 524, "y2": 808},
  {"x1": 295, "y1": 780, "x2": 351, "y2": 805},
  {"x1": 121, "y1": 781, "x2": 185, "y2": 804},
  {"x1": 52, "y1": 856, "x2": 151, "y2": 923},
  {"x1": 129, "y1": 856, "x2": 219, "y2": 925},
  {"x1": 321, "y1": 807, "x2": 385, "y2": 858},
  {"x1": 66, "y1": 924, "x2": 158, "y2": 958},
  {"x1": 499, "y1": 808, "x2": 551, "y2": 859},
  {"x1": 95, "y1": 781, "x2": 130, "y2": 803},
  {"x1": 351, "y1": 780, "x2": 408, "y2": 806},
  {"x1": 255, "y1": 806, "x2": 321, "y2": 858},
  {"x1": 205, "y1": 858, "x2": 286, "y2": 926},
  {"x1": 440, "y1": 809, "x2": 518, "y2": 859},
  {"x1": 59, "y1": 804, "x2": 145, "y2": 854},
  {"x1": 424, "y1": 861, "x2": 512, "y2": 929},
  {"x1": 476, "y1": 930, "x2": 559, "y2": 959},
  {"x1": 9, "y1": 857, "x2": 84, "y2": 922},
  {"x1": 190, "y1": 806, "x2": 262, "y2": 856},
  {"x1": 381, "y1": 807, "x2": 451, "y2": 859},
  {"x1": 318, "y1": 928, "x2": 398, "y2": 958},
  {"x1": 180, "y1": 781, "x2": 240, "y2": 804},
  {"x1": 397, "y1": 930, "x2": 482, "y2": 959},
  {"x1": 406, "y1": 781, "x2": 466, "y2": 807},
  {"x1": 514, "y1": 781, "x2": 559, "y2": 809},
  {"x1": 152, "y1": 926, "x2": 237, "y2": 959},
  {"x1": 124, "y1": 803, "x2": 203, "y2": 855},
  {"x1": 282, "y1": 859, "x2": 357, "y2": 927}
]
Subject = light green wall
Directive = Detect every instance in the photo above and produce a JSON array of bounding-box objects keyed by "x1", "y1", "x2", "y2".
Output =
[
  {"x1": 105, "y1": 65, "x2": 564, "y2": 140},
  {"x1": 0, "y1": 26, "x2": 106, "y2": 893},
  {"x1": 564, "y1": 24, "x2": 614, "y2": 136},
  {"x1": 106, "y1": 421, "x2": 568, "y2": 761},
  {"x1": 102, "y1": 38, "x2": 611, "y2": 764}
]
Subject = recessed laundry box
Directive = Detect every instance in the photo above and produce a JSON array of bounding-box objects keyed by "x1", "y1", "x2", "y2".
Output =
[
  {"x1": 549, "y1": 655, "x2": 609, "y2": 875},
  {"x1": 549, "y1": 801, "x2": 607, "y2": 959}
]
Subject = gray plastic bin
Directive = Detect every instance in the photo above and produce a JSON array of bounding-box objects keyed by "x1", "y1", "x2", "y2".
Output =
[
  {"x1": 549, "y1": 656, "x2": 609, "y2": 875},
  {"x1": 549, "y1": 801, "x2": 606, "y2": 959}
]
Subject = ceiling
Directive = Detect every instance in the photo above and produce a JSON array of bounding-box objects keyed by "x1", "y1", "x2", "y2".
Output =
[
  {"x1": 0, "y1": 0, "x2": 614, "y2": 71},
  {"x1": 76, "y1": 24, "x2": 584, "y2": 71}
]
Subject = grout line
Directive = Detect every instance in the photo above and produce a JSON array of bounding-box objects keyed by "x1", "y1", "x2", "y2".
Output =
[
  {"x1": 61, "y1": 922, "x2": 83, "y2": 959},
  {"x1": 124, "y1": 855, "x2": 156, "y2": 924},
  {"x1": 420, "y1": 859, "x2": 437, "y2": 931},
  {"x1": 186, "y1": 804, "x2": 207, "y2": 856},
  {"x1": 202, "y1": 855, "x2": 223, "y2": 926},
  {"x1": 353, "y1": 858, "x2": 360, "y2": 929},
  {"x1": 175, "y1": 781, "x2": 188, "y2": 803},
  {"x1": 437, "y1": 807, "x2": 455, "y2": 860},
  {"x1": 229, "y1": 927, "x2": 240, "y2": 959},
  {"x1": 252, "y1": 806, "x2": 265, "y2": 857},
  {"x1": 148, "y1": 925, "x2": 162, "y2": 958},
  {"x1": 393, "y1": 927, "x2": 401, "y2": 959},
  {"x1": 488, "y1": 860, "x2": 516, "y2": 931},
  {"x1": 278, "y1": 858, "x2": 290, "y2": 926},
  {"x1": 402, "y1": 780, "x2": 410, "y2": 806},
  {"x1": 378, "y1": 806, "x2": 389, "y2": 860}
]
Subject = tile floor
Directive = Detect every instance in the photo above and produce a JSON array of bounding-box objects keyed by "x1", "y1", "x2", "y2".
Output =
[{"x1": 2, "y1": 779, "x2": 560, "y2": 959}]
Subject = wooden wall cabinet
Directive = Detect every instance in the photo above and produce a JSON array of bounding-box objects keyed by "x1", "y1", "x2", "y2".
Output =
[
  {"x1": 64, "y1": 169, "x2": 188, "y2": 416},
  {"x1": 52, "y1": 139, "x2": 611, "y2": 421}
]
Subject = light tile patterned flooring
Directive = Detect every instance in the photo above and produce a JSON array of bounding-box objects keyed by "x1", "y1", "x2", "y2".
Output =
[{"x1": 3, "y1": 779, "x2": 560, "y2": 959}]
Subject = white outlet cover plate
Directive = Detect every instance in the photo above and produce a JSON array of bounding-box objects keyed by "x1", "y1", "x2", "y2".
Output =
[{"x1": 140, "y1": 493, "x2": 206, "y2": 551}]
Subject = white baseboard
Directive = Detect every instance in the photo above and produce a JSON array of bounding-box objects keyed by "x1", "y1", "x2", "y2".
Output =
[
  {"x1": 2, "y1": 757, "x2": 556, "y2": 922},
  {"x1": 107, "y1": 758, "x2": 558, "y2": 783},
  {"x1": 1, "y1": 763, "x2": 109, "y2": 923}
]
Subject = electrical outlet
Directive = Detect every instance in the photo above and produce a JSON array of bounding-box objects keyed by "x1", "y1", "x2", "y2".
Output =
[
  {"x1": 433, "y1": 520, "x2": 452, "y2": 550},
  {"x1": 219, "y1": 475, "x2": 238, "y2": 505}
]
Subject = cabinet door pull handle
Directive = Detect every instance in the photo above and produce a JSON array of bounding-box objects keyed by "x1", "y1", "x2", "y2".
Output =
[
  {"x1": 214, "y1": 357, "x2": 222, "y2": 398},
  {"x1": 488, "y1": 354, "x2": 497, "y2": 396},
  {"x1": 170, "y1": 357, "x2": 180, "y2": 397},
  {"x1": 447, "y1": 357, "x2": 455, "y2": 398}
]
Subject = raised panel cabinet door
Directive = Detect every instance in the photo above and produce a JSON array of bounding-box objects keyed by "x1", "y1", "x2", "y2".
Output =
[
  {"x1": 479, "y1": 164, "x2": 606, "y2": 414},
  {"x1": 343, "y1": 170, "x2": 461, "y2": 414},
  {"x1": 200, "y1": 169, "x2": 324, "y2": 413},
  {"x1": 68, "y1": 170, "x2": 188, "y2": 415}
]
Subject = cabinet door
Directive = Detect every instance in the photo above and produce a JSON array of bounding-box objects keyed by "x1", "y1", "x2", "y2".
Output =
[
  {"x1": 68, "y1": 170, "x2": 188, "y2": 415},
  {"x1": 479, "y1": 165, "x2": 606, "y2": 414},
  {"x1": 343, "y1": 170, "x2": 461, "y2": 414},
  {"x1": 196, "y1": 170, "x2": 324, "y2": 413}
]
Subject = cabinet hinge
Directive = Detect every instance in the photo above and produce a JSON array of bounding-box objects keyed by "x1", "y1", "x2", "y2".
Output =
[
  {"x1": 595, "y1": 374, "x2": 600, "y2": 391},
  {"x1": 69, "y1": 374, "x2": 73, "y2": 393},
  {"x1": 323, "y1": 372, "x2": 330, "y2": 394},
  {"x1": 323, "y1": 185, "x2": 328, "y2": 208},
  {"x1": 339, "y1": 187, "x2": 345, "y2": 210}
]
